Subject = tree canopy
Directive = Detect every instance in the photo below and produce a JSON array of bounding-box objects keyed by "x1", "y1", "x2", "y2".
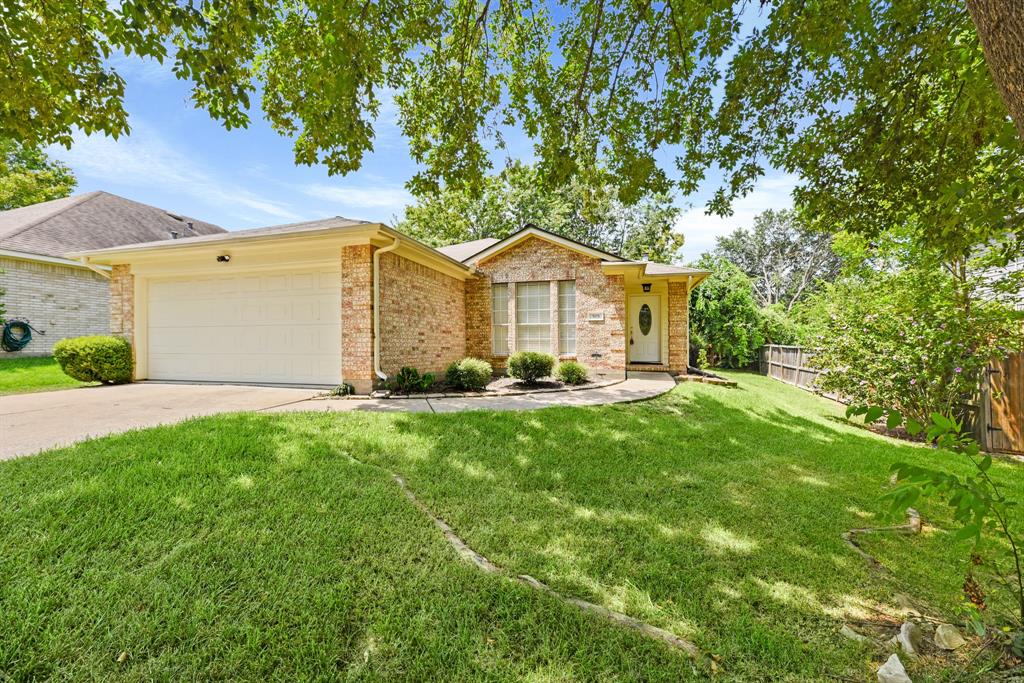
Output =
[
  {"x1": 4, "y1": 0, "x2": 1021, "y2": 258},
  {"x1": 397, "y1": 162, "x2": 683, "y2": 262},
  {"x1": 713, "y1": 210, "x2": 842, "y2": 311},
  {"x1": 688, "y1": 255, "x2": 765, "y2": 369},
  {"x1": 0, "y1": 138, "x2": 76, "y2": 211}
]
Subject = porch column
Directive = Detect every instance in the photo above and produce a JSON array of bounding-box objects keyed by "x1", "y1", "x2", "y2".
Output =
[{"x1": 668, "y1": 281, "x2": 689, "y2": 374}]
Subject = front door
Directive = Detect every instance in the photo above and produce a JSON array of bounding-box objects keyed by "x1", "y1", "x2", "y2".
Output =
[{"x1": 629, "y1": 295, "x2": 660, "y2": 363}]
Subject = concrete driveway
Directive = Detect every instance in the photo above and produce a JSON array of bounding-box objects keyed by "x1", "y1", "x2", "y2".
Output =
[
  {"x1": 0, "y1": 373, "x2": 675, "y2": 460},
  {"x1": 0, "y1": 383, "x2": 317, "y2": 460}
]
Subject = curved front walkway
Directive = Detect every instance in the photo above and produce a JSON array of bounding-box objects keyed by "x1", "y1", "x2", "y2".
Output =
[{"x1": 0, "y1": 372, "x2": 674, "y2": 460}]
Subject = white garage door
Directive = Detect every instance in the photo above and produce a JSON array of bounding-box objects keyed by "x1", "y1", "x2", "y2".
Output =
[{"x1": 147, "y1": 267, "x2": 342, "y2": 385}]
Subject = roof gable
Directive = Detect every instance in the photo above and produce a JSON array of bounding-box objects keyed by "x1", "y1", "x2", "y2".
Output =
[
  {"x1": 464, "y1": 226, "x2": 623, "y2": 265},
  {"x1": 435, "y1": 237, "x2": 500, "y2": 261},
  {"x1": 0, "y1": 191, "x2": 224, "y2": 258}
]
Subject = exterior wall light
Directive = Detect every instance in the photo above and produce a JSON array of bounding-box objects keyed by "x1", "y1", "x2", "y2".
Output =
[
  {"x1": 217, "y1": 255, "x2": 231, "y2": 263},
  {"x1": 642, "y1": 283, "x2": 652, "y2": 292}
]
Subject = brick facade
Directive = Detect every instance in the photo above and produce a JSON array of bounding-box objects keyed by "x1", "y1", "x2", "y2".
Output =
[
  {"x1": 109, "y1": 264, "x2": 134, "y2": 343},
  {"x1": 340, "y1": 245, "x2": 375, "y2": 394},
  {"x1": 0, "y1": 257, "x2": 109, "y2": 355},
  {"x1": 82, "y1": 235, "x2": 689, "y2": 390},
  {"x1": 465, "y1": 236, "x2": 627, "y2": 377},
  {"x1": 379, "y1": 252, "x2": 465, "y2": 376},
  {"x1": 108, "y1": 263, "x2": 135, "y2": 370},
  {"x1": 668, "y1": 281, "x2": 689, "y2": 373}
]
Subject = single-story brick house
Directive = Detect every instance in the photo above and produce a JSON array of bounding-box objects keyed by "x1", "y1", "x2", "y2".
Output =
[
  {"x1": 0, "y1": 191, "x2": 224, "y2": 354},
  {"x1": 72, "y1": 220, "x2": 708, "y2": 392}
]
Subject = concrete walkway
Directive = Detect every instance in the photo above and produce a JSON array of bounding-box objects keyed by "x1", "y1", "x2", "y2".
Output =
[{"x1": 0, "y1": 372, "x2": 674, "y2": 460}]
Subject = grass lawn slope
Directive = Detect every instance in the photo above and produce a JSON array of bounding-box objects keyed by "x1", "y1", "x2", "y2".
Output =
[{"x1": 2, "y1": 371, "x2": 1017, "y2": 680}]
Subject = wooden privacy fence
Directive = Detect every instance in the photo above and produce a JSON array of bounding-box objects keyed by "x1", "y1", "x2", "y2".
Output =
[
  {"x1": 980, "y1": 352, "x2": 1024, "y2": 455},
  {"x1": 759, "y1": 345, "x2": 1024, "y2": 455},
  {"x1": 758, "y1": 345, "x2": 844, "y2": 401}
]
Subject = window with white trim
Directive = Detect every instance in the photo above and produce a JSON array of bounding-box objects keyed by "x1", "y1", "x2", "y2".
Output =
[
  {"x1": 558, "y1": 280, "x2": 576, "y2": 355},
  {"x1": 515, "y1": 281, "x2": 551, "y2": 352},
  {"x1": 491, "y1": 283, "x2": 509, "y2": 355}
]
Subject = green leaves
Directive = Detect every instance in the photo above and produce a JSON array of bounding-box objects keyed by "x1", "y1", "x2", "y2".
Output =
[
  {"x1": 0, "y1": 138, "x2": 76, "y2": 211},
  {"x1": 4, "y1": 0, "x2": 1017, "y2": 232},
  {"x1": 397, "y1": 161, "x2": 683, "y2": 262},
  {"x1": 689, "y1": 255, "x2": 766, "y2": 369},
  {"x1": 864, "y1": 406, "x2": 885, "y2": 424}
]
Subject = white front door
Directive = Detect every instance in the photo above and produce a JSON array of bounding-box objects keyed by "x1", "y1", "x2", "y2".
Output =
[{"x1": 629, "y1": 295, "x2": 660, "y2": 363}]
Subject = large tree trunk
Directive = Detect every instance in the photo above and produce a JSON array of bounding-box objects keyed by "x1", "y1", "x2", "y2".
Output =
[{"x1": 967, "y1": 0, "x2": 1024, "y2": 140}]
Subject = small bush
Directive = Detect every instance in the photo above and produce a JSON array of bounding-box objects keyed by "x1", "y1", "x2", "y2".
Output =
[
  {"x1": 53, "y1": 335, "x2": 133, "y2": 384},
  {"x1": 507, "y1": 351, "x2": 555, "y2": 383},
  {"x1": 445, "y1": 357, "x2": 493, "y2": 391},
  {"x1": 556, "y1": 360, "x2": 589, "y2": 385},
  {"x1": 394, "y1": 366, "x2": 435, "y2": 393}
]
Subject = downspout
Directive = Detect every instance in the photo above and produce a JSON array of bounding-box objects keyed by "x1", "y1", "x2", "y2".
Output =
[
  {"x1": 372, "y1": 235, "x2": 401, "y2": 382},
  {"x1": 79, "y1": 256, "x2": 111, "y2": 279}
]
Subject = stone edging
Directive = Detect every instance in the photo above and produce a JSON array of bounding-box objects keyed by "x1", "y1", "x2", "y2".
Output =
[
  {"x1": 315, "y1": 377, "x2": 627, "y2": 401},
  {"x1": 340, "y1": 449, "x2": 704, "y2": 662},
  {"x1": 391, "y1": 470, "x2": 703, "y2": 659},
  {"x1": 842, "y1": 508, "x2": 922, "y2": 570}
]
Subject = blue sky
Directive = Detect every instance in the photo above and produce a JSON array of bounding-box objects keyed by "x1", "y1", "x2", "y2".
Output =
[{"x1": 47, "y1": 53, "x2": 796, "y2": 264}]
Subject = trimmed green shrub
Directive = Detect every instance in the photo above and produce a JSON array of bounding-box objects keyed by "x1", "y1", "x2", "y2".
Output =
[
  {"x1": 445, "y1": 357, "x2": 492, "y2": 391},
  {"x1": 394, "y1": 366, "x2": 435, "y2": 393},
  {"x1": 507, "y1": 351, "x2": 555, "y2": 383},
  {"x1": 556, "y1": 360, "x2": 589, "y2": 385},
  {"x1": 53, "y1": 335, "x2": 133, "y2": 384}
]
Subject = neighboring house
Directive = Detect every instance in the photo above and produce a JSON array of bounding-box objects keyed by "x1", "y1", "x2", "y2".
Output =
[
  {"x1": 73, "y1": 221, "x2": 708, "y2": 392},
  {"x1": 0, "y1": 192, "x2": 224, "y2": 354}
]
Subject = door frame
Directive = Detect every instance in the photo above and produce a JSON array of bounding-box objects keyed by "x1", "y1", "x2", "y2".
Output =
[{"x1": 627, "y1": 294, "x2": 661, "y2": 363}]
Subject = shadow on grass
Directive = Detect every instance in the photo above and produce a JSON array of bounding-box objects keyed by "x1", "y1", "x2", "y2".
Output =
[{"x1": 2, "y1": 375, "x2": 1017, "y2": 680}]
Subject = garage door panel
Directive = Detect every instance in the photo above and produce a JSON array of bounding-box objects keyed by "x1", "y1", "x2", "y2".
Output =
[{"x1": 147, "y1": 268, "x2": 342, "y2": 385}]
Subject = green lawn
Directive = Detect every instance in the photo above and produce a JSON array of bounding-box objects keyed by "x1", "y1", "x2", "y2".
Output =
[
  {"x1": 0, "y1": 356, "x2": 93, "y2": 395},
  {"x1": 1, "y1": 372, "x2": 1016, "y2": 680}
]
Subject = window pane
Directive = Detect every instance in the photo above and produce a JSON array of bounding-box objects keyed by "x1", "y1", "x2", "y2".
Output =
[
  {"x1": 492, "y1": 283, "x2": 508, "y2": 355},
  {"x1": 559, "y1": 280, "x2": 576, "y2": 355},
  {"x1": 516, "y1": 282, "x2": 550, "y2": 352}
]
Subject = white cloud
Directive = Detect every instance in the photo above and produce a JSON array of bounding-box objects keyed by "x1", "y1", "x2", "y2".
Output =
[
  {"x1": 676, "y1": 173, "x2": 798, "y2": 263},
  {"x1": 48, "y1": 124, "x2": 305, "y2": 225},
  {"x1": 106, "y1": 52, "x2": 177, "y2": 86},
  {"x1": 303, "y1": 183, "x2": 412, "y2": 210}
]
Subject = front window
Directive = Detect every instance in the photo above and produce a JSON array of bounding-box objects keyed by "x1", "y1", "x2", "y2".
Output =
[
  {"x1": 492, "y1": 283, "x2": 509, "y2": 355},
  {"x1": 558, "y1": 280, "x2": 576, "y2": 355},
  {"x1": 516, "y1": 281, "x2": 551, "y2": 352}
]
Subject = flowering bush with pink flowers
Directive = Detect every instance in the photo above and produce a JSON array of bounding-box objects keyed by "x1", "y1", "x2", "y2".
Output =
[{"x1": 806, "y1": 267, "x2": 1022, "y2": 428}]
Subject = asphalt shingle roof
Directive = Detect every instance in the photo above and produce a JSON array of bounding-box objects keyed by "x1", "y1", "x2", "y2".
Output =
[
  {"x1": 435, "y1": 237, "x2": 500, "y2": 262},
  {"x1": 0, "y1": 191, "x2": 225, "y2": 258}
]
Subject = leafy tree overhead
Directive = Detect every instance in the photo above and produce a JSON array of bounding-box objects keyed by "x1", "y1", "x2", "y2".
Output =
[
  {"x1": 713, "y1": 210, "x2": 842, "y2": 312},
  {"x1": 0, "y1": 138, "x2": 76, "y2": 211},
  {"x1": 398, "y1": 162, "x2": 683, "y2": 262},
  {"x1": 4, "y1": 0, "x2": 1022, "y2": 253}
]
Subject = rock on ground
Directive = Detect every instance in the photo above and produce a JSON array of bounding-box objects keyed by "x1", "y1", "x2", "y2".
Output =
[
  {"x1": 934, "y1": 623, "x2": 967, "y2": 650},
  {"x1": 897, "y1": 621, "x2": 922, "y2": 657},
  {"x1": 878, "y1": 653, "x2": 912, "y2": 683}
]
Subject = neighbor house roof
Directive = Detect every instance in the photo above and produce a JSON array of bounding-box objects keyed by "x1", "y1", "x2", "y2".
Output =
[
  {"x1": 71, "y1": 216, "x2": 371, "y2": 256},
  {"x1": 435, "y1": 237, "x2": 500, "y2": 262},
  {"x1": 0, "y1": 191, "x2": 224, "y2": 259}
]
